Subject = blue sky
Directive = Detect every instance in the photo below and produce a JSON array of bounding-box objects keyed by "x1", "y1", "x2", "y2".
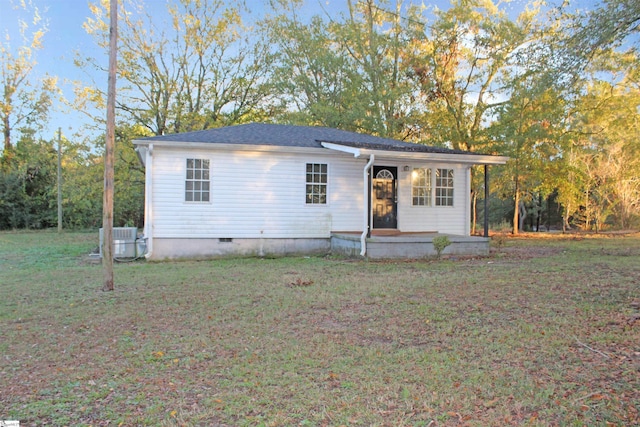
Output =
[
  {"x1": 2, "y1": 0, "x2": 105, "y2": 142},
  {"x1": 1, "y1": 0, "x2": 591, "y2": 145},
  {"x1": 1, "y1": 0, "x2": 361, "y2": 143}
]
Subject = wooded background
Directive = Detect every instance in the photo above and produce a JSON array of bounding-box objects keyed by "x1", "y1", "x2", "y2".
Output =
[{"x1": 1, "y1": 0, "x2": 638, "y2": 234}]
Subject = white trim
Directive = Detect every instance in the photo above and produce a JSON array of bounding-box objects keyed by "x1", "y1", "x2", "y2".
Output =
[
  {"x1": 184, "y1": 157, "x2": 212, "y2": 204},
  {"x1": 361, "y1": 154, "x2": 375, "y2": 256},
  {"x1": 410, "y1": 166, "x2": 432, "y2": 207},
  {"x1": 320, "y1": 141, "x2": 361, "y2": 158},
  {"x1": 133, "y1": 140, "x2": 508, "y2": 165},
  {"x1": 304, "y1": 162, "x2": 329, "y2": 206},
  {"x1": 319, "y1": 142, "x2": 508, "y2": 165},
  {"x1": 144, "y1": 144, "x2": 153, "y2": 258},
  {"x1": 134, "y1": 141, "x2": 330, "y2": 155},
  {"x1": 465, "y1": 166, "x2": 472, "y2": 236}
]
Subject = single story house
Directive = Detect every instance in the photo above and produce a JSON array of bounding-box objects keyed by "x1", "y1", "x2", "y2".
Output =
[{"x1": 133, "y1": 123, "x2": 508, "y2": 260}]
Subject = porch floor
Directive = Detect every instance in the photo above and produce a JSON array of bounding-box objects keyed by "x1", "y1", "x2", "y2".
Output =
[{"x1": 330, "y1": 230, "x2": 490, "y2": 259}]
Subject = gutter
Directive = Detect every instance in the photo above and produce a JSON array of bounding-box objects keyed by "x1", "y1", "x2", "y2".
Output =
[
  {"x1": 320, "y1": 141, "x2": 361, "y2": 157},
  {"x1": 144, "y1": 144, "x2": 153, "y2": 259},
  {"x1": 361, "y1": 154, "x2": 375, "y2": 256}
]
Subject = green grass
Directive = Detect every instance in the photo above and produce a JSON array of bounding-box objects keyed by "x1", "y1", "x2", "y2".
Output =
[{"x1": 1, "y1": 230, "x2": 639, "y2": 426}]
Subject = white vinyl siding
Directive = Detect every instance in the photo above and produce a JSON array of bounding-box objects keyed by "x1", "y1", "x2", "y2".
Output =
[
  {"x1": 147, "y1": 146, "x2": 473, "y2": 240},
  {"x1": 398, "y1": 164, "x2": 469, "y2": 235},
  {"x1": 150, "y1": 147, "x2": 363, "y2": 239}
]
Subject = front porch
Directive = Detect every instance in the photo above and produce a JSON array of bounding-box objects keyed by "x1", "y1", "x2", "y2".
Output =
[{"x1": 330, "y1": 230, "x2": 490, "y2": 259}]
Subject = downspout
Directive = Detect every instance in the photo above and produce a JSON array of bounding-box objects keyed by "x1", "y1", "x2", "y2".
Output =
[
  {"x1": 144, "y1": 144, "x2": 153, "y2": 259},
  {"x1": 361, "y1": 154, "x2": 375, "y2": 256}
]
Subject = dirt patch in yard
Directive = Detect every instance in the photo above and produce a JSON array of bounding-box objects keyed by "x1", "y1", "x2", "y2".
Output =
[{"x1": 492, "y1": 244, "x2": 566, "y2": 259}]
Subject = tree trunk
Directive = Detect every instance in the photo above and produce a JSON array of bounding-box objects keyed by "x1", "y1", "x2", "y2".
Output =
[
  {"x1": 535, "y1": 193, "x2": 542, "y2": 232},
  {"x1": 518, "y1": 200, "x2": 527, "y2": 232},
  {"x1": 471, "y1": 189, "x2": 477, "y2": 235},
  {"x1": 2, "y1": 115, "x2": 12, "y2": 167},
  {"x1": 57, "y1": 128, "x2": 63, "y2": 233},
  {"x1": 512, "y1": 179, "x2": 519, "y2": 235},
  {"x1": 584, "y1": 187, "x2": 590, "y2": 231}
]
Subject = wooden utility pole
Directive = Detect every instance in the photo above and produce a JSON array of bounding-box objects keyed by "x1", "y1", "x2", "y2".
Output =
[
  {"x1": 57, "y1": 127, "x2": 62, "y2": 233},
  {"x1": 102, "y1": 0, "x2": 117, "y2": 292}
]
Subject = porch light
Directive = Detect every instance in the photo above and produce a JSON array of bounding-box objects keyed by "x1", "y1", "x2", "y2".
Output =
[{"x1": 403, "y1": 165, "x2": 410, "y2": 172}]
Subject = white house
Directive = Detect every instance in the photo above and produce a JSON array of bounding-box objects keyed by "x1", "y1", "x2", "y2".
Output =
[{"x1": 133, "y1": 123, "x2": 507, "y2": 260}]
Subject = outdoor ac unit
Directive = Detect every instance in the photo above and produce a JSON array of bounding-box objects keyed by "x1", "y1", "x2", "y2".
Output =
[{"x1": 99, "y1": 227, "x2": 138, "y2": 258}]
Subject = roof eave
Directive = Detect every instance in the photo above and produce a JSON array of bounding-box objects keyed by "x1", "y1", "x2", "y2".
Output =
[
  {"x1": 356, "y1": 148, "x2": 509, "y2": 165},
  {"x1": 132, "y1": 139, "x2": 509, "y2": 165},
  {"x1": 132, "y1": 139, "x2": 328, "y2": 154}
]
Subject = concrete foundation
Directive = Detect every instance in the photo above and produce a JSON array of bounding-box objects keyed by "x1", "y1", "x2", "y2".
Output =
[
  {"x1": 148, "y1": 233, "x2": 489, "y2": 260},
  {"x1": 150, "y1": 237, "x2": 330, "y2": 260},
  {"x1": 330, "y1": 233, "x2": 490, "y2": 259}
]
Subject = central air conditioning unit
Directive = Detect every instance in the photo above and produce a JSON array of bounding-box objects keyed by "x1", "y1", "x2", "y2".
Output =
[{"x1": 99, "y1": 227, "x2": 138, "y2": 259}]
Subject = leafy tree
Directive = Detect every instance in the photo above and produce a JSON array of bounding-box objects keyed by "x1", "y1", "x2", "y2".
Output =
[
  {"x1": 492, "y1": 83, "x2": 567, "y2": 234},
  {"x1": 563, "y1": 0, "x2": 640, "y2": 66},
  {"x1": 404, "y1": 0, "x2": 545, "y2": 232},
  {"x1": 79, "y1": 0, "x2": 274, "y2": 135},
  {"x1": 407, "y1": 0, "x2": 542, "y2": 152},
  {"x1": 60, "y1": 124, "x2": 147, "y2": 229},
  {"x1": 268, "y1": 0, "x2": 421, "y2": 139},
  {"x1": 0, "y1": 1, "x2": 58, "y2": 162},
  {"x1": 338, "y1": 0, "x2": 420, "y2": 138},
  {"x1": 268, "y1": 9, "x2": 365, "y2": 130},
  {"x1": 0, "y1": 130, "x2": 57, "y2": 229},
  {"x1": 113, "y1": 125, "x2": 146, "y2": 227},
  {"x1": 565, "y1": 66, "x2": 640, "y2": 230}
]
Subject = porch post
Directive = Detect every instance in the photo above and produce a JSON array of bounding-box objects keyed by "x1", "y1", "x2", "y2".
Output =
[
  {"x1": 361, "y1": 154, "x2": 375, "y2": 256},
  {"x1": 484, "y1": 164, "x2": 489, "y2": 237}
]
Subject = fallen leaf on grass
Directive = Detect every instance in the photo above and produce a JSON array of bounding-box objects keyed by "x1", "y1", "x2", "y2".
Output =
[
  {"x1": 447, "y1": 411, "x2": 462, "y2": 421},
  {"x1": 287, "y1": 278, "x2": 314, "y2": 287},
  {"x1": 589, "y1": 393, "x2": 608, "y2": 401},
  {"x1": 484, "y1": 398, "x2": 500, "y2": 408}
]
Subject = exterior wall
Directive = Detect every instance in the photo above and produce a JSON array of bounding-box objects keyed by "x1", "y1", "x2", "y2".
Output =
[
  {"x1": 151, "y1": 237, "x2": 330, "y2": 260},
  {"x1": 330, "y1": 233, "x2": 490, "y2": 259},
  {"x1": 149, "y1": 146, "x2": 365, "y2": 240},
  {"x1": 365, "y1": 235, "x2": 488, "y2": 258},
  {"x1": 374, "y1": 162, "x2": 471, "y2": 235},
  {"x1": 144, "y1": 146, "x2": 475, "y2": 259}
]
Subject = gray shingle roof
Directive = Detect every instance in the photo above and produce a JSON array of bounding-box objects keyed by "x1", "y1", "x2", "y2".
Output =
[{"x1": 137, "y1": 123, "x2": 477, "y2": 155}]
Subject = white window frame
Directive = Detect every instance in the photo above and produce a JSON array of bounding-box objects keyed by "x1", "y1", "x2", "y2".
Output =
[
  {"x1": 411, "y1": 167, "x2": 432, "y2": 206},
  {"x1": 435, "y1": 168, "x2": 454, "y2": 207},
  {"x1": 185, "y1": 158, "x2": 210, "y2": 203},
  {"x1": 305, "y1": 163, "x2": 328, "y2": 205}
]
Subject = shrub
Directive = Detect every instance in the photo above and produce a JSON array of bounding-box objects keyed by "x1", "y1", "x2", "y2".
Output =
[{"x1": 432, "y1": 235, "x2": 451, "y2": 258}]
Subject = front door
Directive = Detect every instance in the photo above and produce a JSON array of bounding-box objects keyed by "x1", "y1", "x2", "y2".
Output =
[{"x1": 372, "y1": 166, "x2": 397, "y2": 229}]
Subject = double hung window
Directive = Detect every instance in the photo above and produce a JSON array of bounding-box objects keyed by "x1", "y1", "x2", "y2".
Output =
[
  {"x1": 306, "y1": 163, "x2": 327, "y2": 204},
  {"x1": 185, "y1": 158, "x2": 210, "y2": 202},
  {"x1": 411, "y1": 168, "x2": 432, "y2": 206},
  {"x1": 411, "y1": 167, "x2": 454, "y2": 206},
  {"x1": 435, "y1": 168, "x2": 454, "y2": 206}
]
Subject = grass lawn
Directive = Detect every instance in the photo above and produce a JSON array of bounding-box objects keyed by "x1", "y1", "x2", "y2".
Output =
[{"x1": 1, "y1": 231, "x2": 638, "y2": 426}]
